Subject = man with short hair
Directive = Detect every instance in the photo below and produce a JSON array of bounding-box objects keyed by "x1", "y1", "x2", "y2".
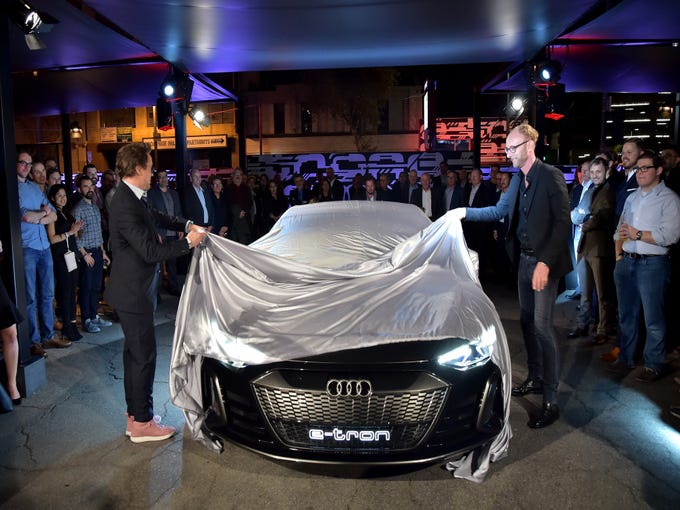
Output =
[
  {"x1": 326, "y1": 168, "x2": 345, "y2": 201},
  {"x1": 432, "y1": 161, "x2": 449, "y2": 190},
  {"x1": 29, "y1": 161, "x2": 48, "y2": 195},
  {"x1": 83, "y1": 163, "x2": 105, "y2": 211},
  {"x1": 410, "y1": 173, "x2": 442, "y2": 220},
  {"x1": 405, "y1": 170, "x2": 420, "y2": 204},
  {"x1": 442, "y1": 170, "x2": 464, "y2": 212},
  {"x1": 105, "y1": 142, "x2": 207, "y2": 443},
  {"x1": 463, "y1": 168, "x2": 494, "y2": 276},
  {"x1": 376, "y1": 173, "x2": 395, "y2": 201},
  {"x1": 44, "y1": 158, "x2": 58, "y2": 171},
  {"x1": 567, "y1": 160, "x2": 593, "y2": 305},
  {"x1": 182, "y1": 168, "x2": 214, "y2": 229},
  {"x1": 17, "y1": 152, "x2": 70, "y2": 357},
  {"x1": 454, "y1": 123, "x2": 572, "y2": 428},
  {"x1": 149, "y1": 169, "x2": 184, "y2": 296},
  {"x1": 289, "y1": 173, "x2": 313, "y2": 206},
  {"x1": 615, "y1": 138, "x2": 644, "y2": 220},
  {"x1": 72, "y1": 175, "x2": 112, "y2": 333},
  {"x1": 46, "y1": 167, "x2": 61, "y2": 187},
  {"x1": 662, "y1": 145, "x2": 680, "y2": 193},
  {"x1": 611, "y1": 150, "x2": 680, "y2": 382},
  {"x1": 363, "y1": 175, "x2": 377, "y2": 201}
]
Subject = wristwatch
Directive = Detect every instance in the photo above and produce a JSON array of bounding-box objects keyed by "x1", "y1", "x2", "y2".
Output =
[{"x1": 635, "y1": 230, "x2": 642, "y2": 240}]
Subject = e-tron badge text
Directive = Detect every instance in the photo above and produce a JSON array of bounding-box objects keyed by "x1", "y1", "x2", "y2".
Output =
[
  {"x1": 326, "y1": 378, "x2": 372, "y2": 397},
  {"x1": 309, "y1": 428, "x2": 391, "y2": 442}
]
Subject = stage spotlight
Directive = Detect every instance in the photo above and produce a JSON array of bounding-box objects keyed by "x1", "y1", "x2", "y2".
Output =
[
  {"x1": 510, "y1": 97, "x2": 525, "y2": 112},
  {"x1": 3, "y1": 1, "x2": 59, "y2": 50},
  {"x1": 188, "y1": 106, "x2": 210, "y2": 129},
  {"x1": 159, "y1": 69, "x2": 194, "y2": 112},
  {"x1": 527, "y1": 59, "x2": 562, "y2": 88},
  {"x1": 162, "y1": 83, "x2": 175, "y2": 97},
  {"x1": 504, "y1": 96, "x2": 526, "y2": 119}
]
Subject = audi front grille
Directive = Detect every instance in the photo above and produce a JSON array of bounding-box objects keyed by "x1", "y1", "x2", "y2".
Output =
[{"x1": 251, "y1": 370, "x2": 449, "y2": 453}]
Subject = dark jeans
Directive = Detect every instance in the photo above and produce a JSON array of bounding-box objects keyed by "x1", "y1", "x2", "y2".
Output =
[
  {"x1": 614, "y1": 255, "x2": 670, "y2": 371},
  {"x1": 53, "y1": 250, "x2": 79, "y2": 324},
  {"x1": 119, "y1": 309, "x2": 157, "y2": 423},
  {"x1": 78, "y1": 246, "x2": 103, "y2": 322},
  {"x1": 517, "y1": 253, "x2": 561, "y2": 404}
]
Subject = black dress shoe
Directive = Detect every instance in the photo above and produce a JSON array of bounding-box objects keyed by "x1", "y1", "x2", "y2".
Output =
[
  {"x1": 511, "y1": 378, "x2": 544, "y2": 397},
  {"x1": 528, "y1": 402, "x2": 560, "y2": 429},
  {"x1": 567, "y1": 327, "x2": 588, "y2": 339},
  {"x1": 12, "y1": 397, "x2": 22, "y2": 406}
]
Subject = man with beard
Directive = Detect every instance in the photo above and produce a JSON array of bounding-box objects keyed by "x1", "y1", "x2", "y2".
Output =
[
  {"x1": 615, "y1": 138, "x2": 644, "y2": 220},
  {"x1": 72, "y1": 175, "x2": 112, "y2": 334},
  {"x1": 454, "y1": 123, "x2": 571, "y2": 428}
]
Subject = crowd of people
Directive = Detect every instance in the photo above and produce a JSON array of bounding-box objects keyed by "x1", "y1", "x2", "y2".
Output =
[{"x1": 3, "y1": 137, "x2": 680, "y2": 423}]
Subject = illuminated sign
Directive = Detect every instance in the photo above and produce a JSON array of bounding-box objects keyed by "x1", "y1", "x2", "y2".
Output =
[{"x1": 142, "y1": 135, "x2": 229, "y2": 150}]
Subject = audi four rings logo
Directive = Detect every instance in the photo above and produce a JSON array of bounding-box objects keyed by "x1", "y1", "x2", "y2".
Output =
[{"x1": 326, "y1": 379, "x2": 372, "y2": 397}]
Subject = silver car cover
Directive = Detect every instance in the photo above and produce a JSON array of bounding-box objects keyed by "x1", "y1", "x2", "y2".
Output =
[{"x1": 170, "y1": 201, "x2": 511, "y2": 482}]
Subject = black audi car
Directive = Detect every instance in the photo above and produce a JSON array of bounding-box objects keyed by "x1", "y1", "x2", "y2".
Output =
[{"x1": 173, "y1": 201, "x2": 510, "y2": 466}]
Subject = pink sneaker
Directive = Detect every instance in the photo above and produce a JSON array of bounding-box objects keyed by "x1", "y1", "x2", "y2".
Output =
[
  {"x1": 128, "y1": 416, "x2": 176, "y2": 443},
  {"x1": 125, "y1": 413, "x2": 133, "y2": 437},
  {"x1": 126, "y1": 413, "x2": 162, "y2": 437}
]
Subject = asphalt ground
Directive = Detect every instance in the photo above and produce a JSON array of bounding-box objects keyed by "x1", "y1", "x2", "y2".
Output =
[{"x1": 1, "y1": 282, "x2": 679, "y2": 509}]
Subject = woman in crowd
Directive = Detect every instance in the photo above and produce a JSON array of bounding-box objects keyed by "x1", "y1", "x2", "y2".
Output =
[
  {"x1": 208, "y1": 175, "x2": 231, "y2": 238},
  {"x1": 261, "y1": 179, "x2": 289, "y2": 233},
  {"x1": 316, "y1": 179, "x2": 334, "y2": 202},
  {"x1": 0, "y1": 240, "x2": 22, "y2": 409},
  {"x1": 47, "y1": 184, "x2": 84, "y2": 342}
]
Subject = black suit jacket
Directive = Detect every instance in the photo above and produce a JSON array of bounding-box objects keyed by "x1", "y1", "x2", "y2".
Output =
[
  {"x1": 465, "y1": 161, "x2": 572, "y2": 278},
  {"x1": 410, "y1": 187, "x2": 443, "y2": 220},
  {"x1": 329, "y1": 178, "x2": 345, "y2": 201},
  {"x1": 148, "y1": 186, "x2": 183, "y2": 236},
  {"x1": 182, "y1": 185, "x2": 214, "y2": 227},
  {"x1": 104, "y1": 182, "x2": 191, "y2": 314},
  {"x1": 289, "y1": 187, "x2": 314, "y2": 206},
  {"x1": 464, "y1": 183, "x2": 494, "y2": 209}
]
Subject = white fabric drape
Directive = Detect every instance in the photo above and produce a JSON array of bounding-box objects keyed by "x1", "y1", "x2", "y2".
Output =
[{"x1": 170, "y1": 202, "x2": 511, "y2": 482}]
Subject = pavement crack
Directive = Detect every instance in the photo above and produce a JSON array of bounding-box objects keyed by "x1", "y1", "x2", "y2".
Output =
[{"x1": 18, "y1": 426, "x2": 38, "y2": 467}]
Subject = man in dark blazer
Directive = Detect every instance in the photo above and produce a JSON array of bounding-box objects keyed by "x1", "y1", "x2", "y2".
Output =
[
  {"x1": 442, "y1": 170, "x2": 465, "y2": 212},
  {"x1": 288, "y1": 173, "x2": 314, "y2": 206},
  {"x1": 105, "y1": 143, "x2": 207, "y2": 443},
  {"x1": 463, "y1": 168, "x2": 495, "y2": 276},
  {"x1": 326, "y1": 168, "x2": 345, "y2": 201},
  {"x1": 148, "y1": 169, "x2": 184, "y2": 295},
  {"x1": 409, "y1": 173, "x2": 442, "y2": 220},
  {"x1": 455, "y1": 124, "x2": 571, "y2": 429},
  {"x1": 182, "y1": 168, "x2": 214, "y2": 229}
]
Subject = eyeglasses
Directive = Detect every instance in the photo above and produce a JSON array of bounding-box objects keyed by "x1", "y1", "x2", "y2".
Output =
[
  {"x1": 504, "y1": 140, "x2": 529, "y2": 154},
  {"x1": 637, "y1": 165, "x2": 657, "y2": 173},
  {"x1": 17, "y1": 160, "x2": 32, "y2": 168}
]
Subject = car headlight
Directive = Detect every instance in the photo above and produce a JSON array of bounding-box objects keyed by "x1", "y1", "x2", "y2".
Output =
[{"x1": 437, "y1": 326, "x2": 496, "y2": 370}]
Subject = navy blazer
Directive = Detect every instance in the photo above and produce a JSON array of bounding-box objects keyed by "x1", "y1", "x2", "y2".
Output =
[
  {"x1": 465, "y1": 161, "x2": 572, "y2": 278},
  {"x1": 182, "y1": 185, "x2": 214, "y2": 227},
  {"x1": 105, "y1": 182, "x2": 191, "y2": 314}
]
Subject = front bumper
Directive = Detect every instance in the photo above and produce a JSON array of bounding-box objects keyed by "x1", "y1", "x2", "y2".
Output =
[{"x1": 201, "y1": 348, "x2": 505, "y2": 465}]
